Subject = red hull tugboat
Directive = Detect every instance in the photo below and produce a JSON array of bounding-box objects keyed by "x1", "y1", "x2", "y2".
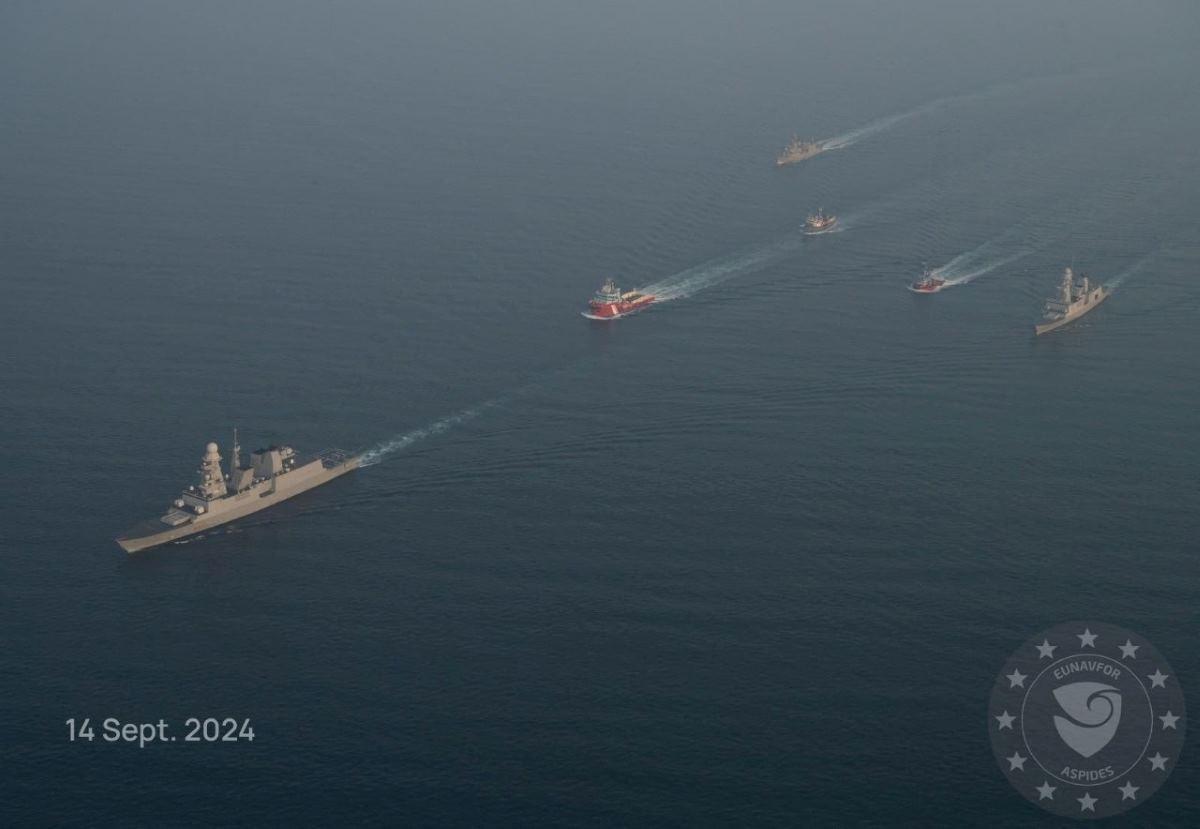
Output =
[
  {"x1": 585, "y1": 279, "x2": 656, "y2": 319},
  {"x1": 909, "y1": 267, "x2": 947, "y2": 294}
]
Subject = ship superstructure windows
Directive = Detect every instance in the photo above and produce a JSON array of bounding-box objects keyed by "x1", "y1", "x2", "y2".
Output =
[{"x1": 593, "y1": 279, "x2": 623, "y2": 303}]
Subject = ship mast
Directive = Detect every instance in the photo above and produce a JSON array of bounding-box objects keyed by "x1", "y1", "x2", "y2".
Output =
[{"x1": 230, "y1": 427, "x2": 241, "y2": 476}]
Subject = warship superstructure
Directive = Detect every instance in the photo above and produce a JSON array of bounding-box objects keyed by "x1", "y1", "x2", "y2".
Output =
[
  {"x1": 1034, "y1": 266, "x2": 1109, "y2": 335},
  {"x1": 776, "y1": 136, "x2": 826, "y2": 166},
  {"x1": 116, "y1": 432, "x2": 360, "y2": 553}
]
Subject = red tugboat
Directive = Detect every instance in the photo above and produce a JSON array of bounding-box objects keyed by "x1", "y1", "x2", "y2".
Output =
[
  {"x1": 583, "y1": 278, "x2": 656, "y2": 319},
  {"x1": 909, "y1": 266, "x2": 947, "y2": 294}
]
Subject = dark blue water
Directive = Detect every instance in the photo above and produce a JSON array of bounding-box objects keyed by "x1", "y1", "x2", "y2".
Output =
[{"x1": 3, "y1": 1, "x2": 1199, "y2": 825}]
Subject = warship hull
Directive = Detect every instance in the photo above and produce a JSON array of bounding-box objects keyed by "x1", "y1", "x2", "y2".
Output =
[
  {"x1": 1034, "y1": 291, "x2": 1109, "y2": 335},
  {"x1": 117, "y1": 453, "x2": 361, "y2": 553}
]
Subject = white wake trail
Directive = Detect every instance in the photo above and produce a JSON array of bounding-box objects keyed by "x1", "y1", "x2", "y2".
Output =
[
  {"x1": 929, "y1": 211, "x2": 1070, "y2": 287},
  {"x1": 936, "y1": 249, "x2": 1033, "y2": 286},
  {"x1": 822, "y1": 104, "x2": 939, "y2": 151},
  {"x1": 359, "y1": 401, "x2": 500, "y2": 466},
  {"x1": 1104, "y1": 251, "x2": 1159, "y2": 289},
  {"x1": 820, "y1": 76, "x2": 1032, "y2": 152},
  {"x1": 640, "y1": 234, "x2": 807, "y2": 302}
]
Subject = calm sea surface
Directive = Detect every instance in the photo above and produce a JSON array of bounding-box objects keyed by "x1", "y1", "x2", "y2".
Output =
[{"x1": 2, "y1": 1, "x2": 1198, "y2": 825}]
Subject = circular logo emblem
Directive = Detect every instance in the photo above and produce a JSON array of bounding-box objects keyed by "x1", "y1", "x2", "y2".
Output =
[{"x1": 989, "y1": 621, "x2": 1185, "y2": 818}]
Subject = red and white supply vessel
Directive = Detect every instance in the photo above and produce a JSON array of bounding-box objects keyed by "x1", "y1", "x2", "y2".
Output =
[
  {"x1": 909, "y1": 266, "x2": 947, "y2": 294},
  {"x1": 583, "y1": 279, "x2": 656, "y2": 319}
]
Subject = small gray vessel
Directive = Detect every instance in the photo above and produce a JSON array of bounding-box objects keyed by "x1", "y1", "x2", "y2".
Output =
[
  {"x1": 776, "y1": 135, "x2": 826, "y2": 166},
  {"x1": 804, "y1": 207, "x2": 838, "y2": 233},
  {"x1": 1034, "y1": 266, "x2": 1109, "y2": 335},
  {"x1": 116, "y1": 432, "x2": 360, "y2": 553}
]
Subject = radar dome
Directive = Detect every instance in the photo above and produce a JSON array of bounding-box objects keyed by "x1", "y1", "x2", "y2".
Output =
[{"x1": 206, "y1": 442, "x2": 219, "y2": 453}]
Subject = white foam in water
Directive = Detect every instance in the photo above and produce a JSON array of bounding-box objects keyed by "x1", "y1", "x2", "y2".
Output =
[
  {"x1": 360, "y1": 401, "x2": 499, "y2": 466},
  {"x1": 935, "y1": 248, "x2": 1033, "y2": 286},
  {"x1": 822, "y1": 89, "x2": 978, "y2": 151},
  {"x1": 929, "y1": 213, "x2": 1069, "y2": 287},
  {"x1": 821, "y1": 77, "x2": 1035, "y2": 152},
  {"x1": 640, "y1": 234, "x2": 807, "y2": 302},
  {"x1": 823, "y1": 107, "x2": 933, "y2": 151},
  {"x1": 1105, "y1": 251, "x2": 1159, "y2": 289}
]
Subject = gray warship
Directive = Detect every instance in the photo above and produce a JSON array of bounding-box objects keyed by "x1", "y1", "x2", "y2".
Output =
[
  {"x1": 776, "y1": 135, "x2": 826, "y2": 166},
  {"x1": 1034, "y1": 266, "x2": 1109, "y2": 336},
  {"x1": 116, "y1": 432, "x2": 360, "y2": 553}
]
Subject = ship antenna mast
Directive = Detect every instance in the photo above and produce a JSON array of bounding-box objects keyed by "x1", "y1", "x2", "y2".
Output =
[{"x1": 231, "y1": 426, "x2": 240, "y2": 475}]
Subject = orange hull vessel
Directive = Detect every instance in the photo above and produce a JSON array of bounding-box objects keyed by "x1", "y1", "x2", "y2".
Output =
[{"x1": 585, "y1": 279, "x2": 656, "y2": 319}]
